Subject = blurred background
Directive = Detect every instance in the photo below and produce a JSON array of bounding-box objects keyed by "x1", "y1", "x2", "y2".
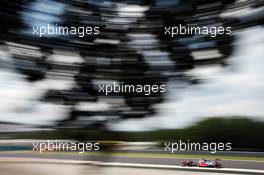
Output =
[{"x1": 0, "y1": 0, "x2": 264, "y2": 174}]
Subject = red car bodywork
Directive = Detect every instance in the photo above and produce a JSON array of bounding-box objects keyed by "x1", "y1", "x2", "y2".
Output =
[
  {"x1": 197, "y1": 159, "x2": 222, "y2": 168},
  {"x1": 182, "y1": 159, "x2": 222, "y2": 168}
]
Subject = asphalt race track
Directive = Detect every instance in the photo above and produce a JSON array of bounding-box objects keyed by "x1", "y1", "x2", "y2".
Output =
[
  {"x1": 0, "y1": 163, "x2": 242, "y2": 175},
  {"x1": 0, "y1": 152, "x2": 263, "y2": 171}
]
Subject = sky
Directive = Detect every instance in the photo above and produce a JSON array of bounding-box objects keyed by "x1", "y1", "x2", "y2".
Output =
[
  {"x1": 112, "y1": 26, "x2": 264, "y2": 130},
  {"x1": 0, "y1": 25, "x2": 263, "y2": 131}
]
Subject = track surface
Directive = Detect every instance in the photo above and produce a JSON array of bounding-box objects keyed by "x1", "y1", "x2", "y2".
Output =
[
  {"x1": 0, "y1": 152, "x2": 263, "y2": 170},
  {"x1": 0, "y1": 163, "x2": 242, "y2": 175}
]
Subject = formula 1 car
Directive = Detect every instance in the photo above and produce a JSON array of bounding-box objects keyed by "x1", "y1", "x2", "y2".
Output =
[
  {"x1": 198, "y1": 159, "x2": 222, "y2": 168},
  {"x1": 182, "y1": 159, "x2": 222, "y2": 168}
]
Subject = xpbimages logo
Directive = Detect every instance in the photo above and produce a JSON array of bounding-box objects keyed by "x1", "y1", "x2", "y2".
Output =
[
  {"x1": 164, "y1": 24, "x2": 232, "y2": 38},
  {"x1": 32, "y1": 24, "x2": 100, "y2": 37},
  {"x1": 32, "y1": 140, "x2": 100, "y2": 153},
  {"x1": 164, "y1": 140, "x2": 232, "y2": 154},
  {"x1": 97, "y1": 81, "x2": 166, "y2": 95}
]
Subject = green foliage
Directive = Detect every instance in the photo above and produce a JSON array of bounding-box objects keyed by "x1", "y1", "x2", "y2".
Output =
[{"x1": 3, "y1": 117, "x2": 264, "y2": 151}]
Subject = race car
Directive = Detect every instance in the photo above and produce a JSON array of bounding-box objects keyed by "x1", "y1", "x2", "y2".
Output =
[
  {"x1": 197, "y1": 159, "x2": 222, "y2": 168},
  {"x1": 181, "y1": 159, "x2": 222, "y2": 168}
]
